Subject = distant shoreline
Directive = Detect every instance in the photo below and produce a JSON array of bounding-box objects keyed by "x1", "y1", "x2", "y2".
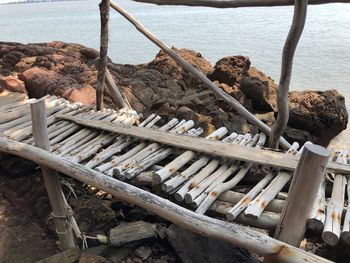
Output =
[{"x1": 0, "y1": 0, "x2": 85, "y2": 5}]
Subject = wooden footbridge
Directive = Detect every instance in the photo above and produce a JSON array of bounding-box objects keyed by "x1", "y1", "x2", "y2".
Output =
[
  {"x1": 1, "y1": 0, "x2": 350, "y2": 262},
  {"x1": 0, "y1": 91, "x2": 349, "y2": 262}
]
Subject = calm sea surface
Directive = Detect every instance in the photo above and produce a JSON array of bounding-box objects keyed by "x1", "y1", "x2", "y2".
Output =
[{"x1": 0, "y1": 0, "x2": 349, "y2": 107}]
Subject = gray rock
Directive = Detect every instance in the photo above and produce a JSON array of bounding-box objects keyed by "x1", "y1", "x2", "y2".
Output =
[
  {"x1": 135, "y1": 246, "x2": 152, "y2": 260},
  {"x1": 166, "y1": 224, "x2": 260, "y2": 263}
]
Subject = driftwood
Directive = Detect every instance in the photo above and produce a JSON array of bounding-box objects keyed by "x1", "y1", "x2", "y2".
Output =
[
  {"x1": 133, "y1": 0, "x2": 350, "y2": 8},
  {"x1": 57, "y1": 114, "x2": 350, "y2": 175},
  {"x1": 0, "y1": 137, "x2": 332, "y2": 263},
  {"x1": 268, "y1": 0, "x2": 308, "y2": 148},
  {"x1": 274, "y1": 144, "x2": 330, "y2": 247},
  {"x1": 109, "y1": 0, "x2": 291, "y2": 150},
  {"x1": 29, "y1": 98, "x2": 76, "y2": 249},
  {"x1": 96, "y1": 0, "x2": 111, "y2": 110}
]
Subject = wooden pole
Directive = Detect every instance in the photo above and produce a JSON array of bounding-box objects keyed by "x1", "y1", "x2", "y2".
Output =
[
  {"x1": 109, "y1": 1, "x2": 292, "y2": 150},
  {"x1": 96, "y1": 0, "x2": 111, "y2": 110},
  {"x1": 0, "y1": 137, "x2": 332, "y2": 263},
  {"x1": 272, "y1": 143, "x2": 330, "y2": 248},
  {"x1": 105, "y1": 69, "x2": 128, "y2": 109},
  {"x1": 133, "y1": 0, "x2": 350, "y2": 8},
  {"x1": 30, "y1": 98, "x2": 76, "y2": 249},
  {"x1": 268, "y1": 0, "x2": 308, "y2": 148}
]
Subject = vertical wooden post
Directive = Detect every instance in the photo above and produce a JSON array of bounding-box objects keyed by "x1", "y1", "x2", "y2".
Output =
[
  {"x1": 272, "y1": 143, "x2": 330, "y2": 247},
  {"x1": 30, "y1": 98, "x2": 76, "y2": 249},
  {"x1": 268, "y1": 0, "x2": 308, "y2": 148},
  {"x1": 96, "y1": 0, "x2": 111, "y2": 110}
]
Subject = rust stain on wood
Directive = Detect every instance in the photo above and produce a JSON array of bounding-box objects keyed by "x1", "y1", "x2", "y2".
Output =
[
  {"x1": 241, "y1": 196, "x2": 251, "y2": 206},
  {"x1": 210, "y1": 191, "x2": 218, "y2": 197}
]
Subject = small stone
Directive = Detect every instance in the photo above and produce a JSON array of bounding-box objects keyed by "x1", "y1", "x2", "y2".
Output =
[
  {"x1": 106, "y1": 248, "x2": 131, "y2": 263},
  {"x1": 83, "y1": 245, "x2": 109, "y2": 256},
  {"x1": 135, "y1": 246, "x2": 152, "y2": 260},
  {"x1": 78, "y1": 253, "x2": 110, "y2": 263}
]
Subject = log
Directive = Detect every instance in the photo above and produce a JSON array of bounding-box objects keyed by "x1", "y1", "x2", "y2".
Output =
[
  {"x1": 122, "y1": 122, "x2": 199, "y2": 179},
  {"x1": 154, "y1": 127, "x2": 228, "y2": 183},
  {"x1": 322, "y1": 161, "x2": 347, "y2": 246},
  {"x1": 113, "y1": 119, "x2": 190, "y2": 178},
  {"x1": 109, "y1": 1, "x2": 291, "y2": 150},
  {"x1": 163, "y1": 132, "x2": 238, "y2": 193},
  {"x1": 196, "y1": 133, "x2": 266, "y2": 214},
  {"x1": 307, "y1": 177, "x2": 326, "y2": 232},
  {"x1": 274, "y1": 144, "x2": 330, "y2": 247},
  {"x1": 133, "y1": 0, "x2": 350, "y2": 8},
  {"x1": 0, "y1": 137, "x2": 332, "y2": 263},
  {"x1": 341, "y1": 176, "x2": 350, "y2": 244},
  {"x1": 105, "y1": 69, "x2": 127, "y2": 109},
  {"x1": 269, "y1": 0, "x2": 308, "y2": 148},
  {"x1": 108, "y1": 221, "x2": 157, "y2": 246},
  {"x1": 210, "y1": 201, "x2": 279, "y2": 231},
  {"x1": 96, "y1": 0, "x2": 111, "y2": 110},
  {"x1": 29, "y1": 98, "x2": 75, "y2": 249},
  {"x1": 85, "y1": 116, "x2": 172, "y2": 169},
  {"x1": 244, "y1": 171, "x2": 291, "y2": 219},
  {"x1": 57, "y1": 114, "x2": 350, "y2": 175}
]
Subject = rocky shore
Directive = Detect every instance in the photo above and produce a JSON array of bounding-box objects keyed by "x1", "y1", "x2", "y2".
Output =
[
  {"x1": 1, "y1": 41, "x2": 350, "y2": 262},
  {"x1": 0, "y1": 41, "x2": 348, "y2": 146}
]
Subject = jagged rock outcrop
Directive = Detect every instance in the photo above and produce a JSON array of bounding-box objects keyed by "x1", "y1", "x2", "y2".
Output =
[{"x1": 0, "y1": 41, "x2": 347, "y2": 146}]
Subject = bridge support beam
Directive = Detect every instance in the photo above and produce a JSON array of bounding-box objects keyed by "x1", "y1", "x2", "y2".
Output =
[
  {"x1": 30, "y1": 98, "x2": 76, "y2": 249},
  {"x1": 273, "y1": 143, "x2": 330, "y2": 247}
]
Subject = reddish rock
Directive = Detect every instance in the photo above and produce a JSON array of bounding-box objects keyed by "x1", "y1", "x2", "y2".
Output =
[
  {"x1": 1, "y1": 41, "x2": 348, "y2": 146},
  {"x1": 19, "y1": 67, "x2": 81, "y2": 98},
  {"x1": 0, "y1": 76, "x2": 26, "y2": 94},
  {"x1": 209, "y1": 55, "x2": 251, "y2": 86},
  {"x1": 148, "y1": 48, "x2": 213, "y2": 89},
  {"x1": 19, "y1": 67, "x2": 60, "y2": 98},
  {"x1": 67, "y1": 85, "x2": 96, "y2": 105},
  {"x1": 288, "y1": 90, "x2": 348, "y2": 146}
]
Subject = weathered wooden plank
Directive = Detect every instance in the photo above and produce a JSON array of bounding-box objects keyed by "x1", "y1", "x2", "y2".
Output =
[{"x1": 57, "y1": 114, "x2": 350, "y2": 175}]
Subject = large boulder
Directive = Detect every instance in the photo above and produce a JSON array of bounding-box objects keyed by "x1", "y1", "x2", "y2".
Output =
[
  {"x1": 209, "y1": 55, "x2": 251, "y2": 86},
  {"x1": 239, "y1": 67, "x2": 277, "y2": 112},
  {"x1": 288, "y1": 90, "x2": 348, "y2": 146},
  {"x1": 19, "y1": 67, "x2": 66, "y2": 98},
  {"x1": 166, "y1": 224, "x2": 260, "y2": 263}
]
